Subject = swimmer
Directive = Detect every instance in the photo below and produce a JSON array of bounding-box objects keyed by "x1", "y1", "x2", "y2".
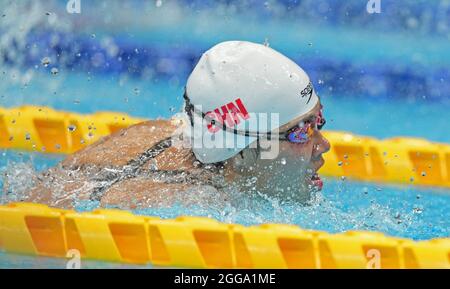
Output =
[{"x1": 22, "y1": 41, "x2": 330, "y2": 209}]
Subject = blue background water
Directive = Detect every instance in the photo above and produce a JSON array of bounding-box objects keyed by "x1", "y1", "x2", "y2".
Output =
[{"x1": 0, "y1": 0, "x2": 449, "y2": 267}]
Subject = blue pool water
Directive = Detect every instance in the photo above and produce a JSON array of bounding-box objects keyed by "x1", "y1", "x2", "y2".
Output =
[{"x1": 1, "y1": 0, "x2": 449, "y2": 268}]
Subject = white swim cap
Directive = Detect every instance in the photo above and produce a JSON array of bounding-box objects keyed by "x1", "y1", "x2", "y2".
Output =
[{"x1": 184, "y1": 41, "x2": 319, "y2": 164}]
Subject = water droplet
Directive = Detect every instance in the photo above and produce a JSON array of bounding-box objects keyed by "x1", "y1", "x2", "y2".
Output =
[
  {"x1": 8, "y1": 136, "x2": 13, "y2": 141},
  {"x1": 51, "y1": 67, "x2": 59, "y2": 75},
  {"x1": 73, "y1": 99, "x2": 80, "y2": 104},
  {"x1": 45, "y1": 12, "x2": 51, "y2": 16},
  {"x1": 416, "y1": 194, "x2": 421, "y2": 200},
  {"x1": 413, "y1": 207, "x2": 423, "y2": 214},
  {"x1": 55, "y1": 144, "x2": 61, "y2": 150},
  {"x1": 68, "y1": 125, "x2": 77, "y2": 132},
  {"x1": 41, "y1": 57, "x2": 51, "y2": 67},
  {"x1": 155, "y1": 0, "x2": 163, "y2": 7},
  {"x1": 343, "y1": 154, "x2": 348, "y2": 159},
  {"x1": 280, "y1": 158, "x2": 287, "y2": 165},
  {"x1": 25, "y1": 133, "x2": 31, "y2": 141},
  {"x1": 341, "y1": 176, "x2": 346, "y2": 181},
  {"x1": 337, "y1": 161, "x2": 343, "y2": 166},
  {"x1": 134, "y1": 88, "x2": 140, "y2": 95},
  {"x1": 169, "y1": 107, "x2": 175, "y2": 112},
  {"x1": 263, "y1": 38, "x2": 270, "y2": 47},
  {"x1": 421, "y1": 171, "x2": 426, "y2": 177},
  {"x1": 409, "y1": 177, "x2": 414, "y2": 182},
  {"x1": 363, "y1": 187, "x2": 368, "y2": 194},
  {"x1": 91, "y1": 34, "x2": 96, "y2": 39},
  {"x1": 318, "y1": 79, "x2": 324, "y2": 84}
]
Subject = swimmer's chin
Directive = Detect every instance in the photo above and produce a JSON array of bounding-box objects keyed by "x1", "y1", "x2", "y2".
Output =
[{"x1": 310, "y1": 173, "x2": 323, "y2": 191}]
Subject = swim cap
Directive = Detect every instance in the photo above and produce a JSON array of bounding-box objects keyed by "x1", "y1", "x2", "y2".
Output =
[{"x1": 184, "y1": 41, "x2": 319, "y2": 164}]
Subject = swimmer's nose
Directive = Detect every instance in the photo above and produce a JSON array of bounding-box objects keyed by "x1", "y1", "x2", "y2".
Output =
[{"x1": 312, "y1": 131, "x2": 330, "y2": 159}]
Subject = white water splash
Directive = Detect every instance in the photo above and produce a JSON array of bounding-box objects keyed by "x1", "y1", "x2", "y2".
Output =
[{"x1": 0, "y1": 162, "x2": 36, "y2": 203}]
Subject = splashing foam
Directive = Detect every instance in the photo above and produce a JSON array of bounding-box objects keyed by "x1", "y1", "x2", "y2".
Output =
[{"x1": 1, "y1": 162, "x2": 37, "y2": 204}]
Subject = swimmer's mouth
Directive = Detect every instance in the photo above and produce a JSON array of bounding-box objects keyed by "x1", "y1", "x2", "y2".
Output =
[
  {"x1": 309, "y1": 157, "x2": 324, "y2": 190},
  {"x1": 311, "y1": 173, "x2": 323, "y2": 190}
]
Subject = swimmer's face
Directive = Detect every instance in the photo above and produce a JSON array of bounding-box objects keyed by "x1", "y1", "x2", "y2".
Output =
[
  {"x1": 251, "y1": 101, "x2": 330, "y2": 201},
  {"x1": 280, "y1": 101, "x2": 329, "y2": 188}
]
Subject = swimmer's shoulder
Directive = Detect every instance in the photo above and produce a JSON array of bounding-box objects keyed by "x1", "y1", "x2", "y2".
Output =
[{"x1": 62, "y1": 118, "x2": 179, "y2": 168}]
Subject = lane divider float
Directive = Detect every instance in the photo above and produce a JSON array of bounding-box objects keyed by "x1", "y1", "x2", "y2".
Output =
[{"x1": 0, "y1": 203, "x2": 449, "y2": 268}]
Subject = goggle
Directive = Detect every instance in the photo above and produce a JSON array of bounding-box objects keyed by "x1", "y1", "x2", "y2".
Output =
[{"x1": 280, "y1": 109, "x2": 326, "y2": 144}]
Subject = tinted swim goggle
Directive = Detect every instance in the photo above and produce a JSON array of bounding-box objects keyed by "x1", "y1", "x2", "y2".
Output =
[{"x1": 278, "y1": 109, "x2": 326, "y2": 144}]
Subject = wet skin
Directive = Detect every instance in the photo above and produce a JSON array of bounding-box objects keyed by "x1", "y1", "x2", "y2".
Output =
[{"x1": 225, "y1": 101, "x2": 330, "y2": 202}]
